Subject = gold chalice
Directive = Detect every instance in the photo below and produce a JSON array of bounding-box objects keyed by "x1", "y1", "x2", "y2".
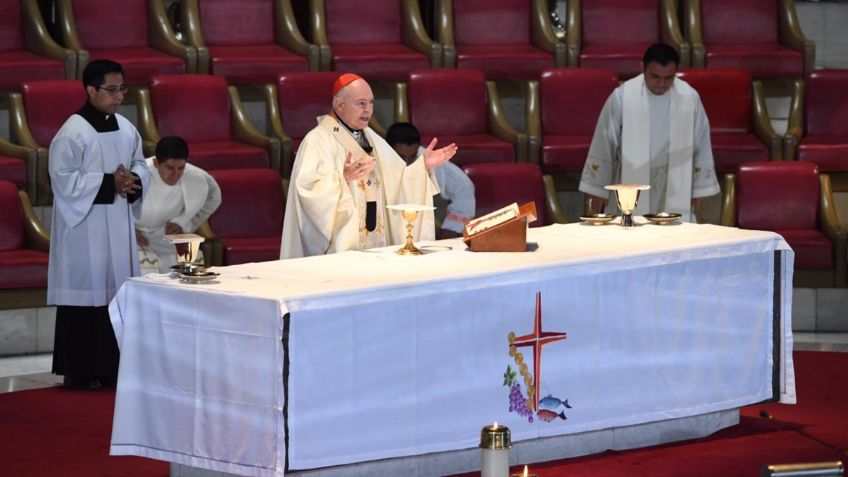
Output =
[{"x1": 386, "y1": 204, "x2": 435, "y2": 256}]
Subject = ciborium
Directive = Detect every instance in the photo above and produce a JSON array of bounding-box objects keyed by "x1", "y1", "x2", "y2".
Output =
[
  {"x1": 386, "y1": 204, "x2": 435, "y2": 256},
  {"x1": 164, "y1": 233, "x2": 206, "y2": 274},
  {"x1": 604, "y1": 184, "x2": 650, "y2": 227}
]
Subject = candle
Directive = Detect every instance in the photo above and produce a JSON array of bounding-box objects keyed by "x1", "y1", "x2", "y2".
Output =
[
  {"x1": 510, "y1": 465, "x2": 539, "y2": 477},
  {"x1": 480, "y1": 422, "x2": 511, "y2": 477}
]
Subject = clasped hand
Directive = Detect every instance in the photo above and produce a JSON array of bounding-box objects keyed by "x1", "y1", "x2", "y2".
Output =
[{"x1": 113, "y1": 164, "x2": 140, "y2": 197}]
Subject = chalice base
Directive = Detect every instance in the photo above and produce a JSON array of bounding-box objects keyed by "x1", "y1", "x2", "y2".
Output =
[{"x1": 396, "y1": 242, "x2": 424, "y2": 256}]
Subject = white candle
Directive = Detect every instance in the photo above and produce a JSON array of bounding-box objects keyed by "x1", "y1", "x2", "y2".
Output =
[{"x1": 480, "y1": 422, "x2": 510, "y2": 477}]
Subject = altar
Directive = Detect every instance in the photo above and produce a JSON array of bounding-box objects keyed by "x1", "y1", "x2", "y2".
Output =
[{"x1": 108, "y1": 222, "x2": 795, "y2": 477}]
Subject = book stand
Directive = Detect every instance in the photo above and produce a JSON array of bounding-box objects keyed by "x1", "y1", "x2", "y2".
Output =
[{"x1": 463, "y1": 202, "x2": 537, "y2": 252}]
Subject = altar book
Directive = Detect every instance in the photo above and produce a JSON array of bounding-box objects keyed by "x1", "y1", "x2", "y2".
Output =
[{"x1": 463, "y1": 202, "x2": 537, "y2": 252}]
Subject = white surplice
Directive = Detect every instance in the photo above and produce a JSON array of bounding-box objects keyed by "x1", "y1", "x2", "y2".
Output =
[
  {"x1": 579, "y1": 75, "x2": 720, "y2": 222},
  {"x1": 135, "y1": 158, "x2": 221, "y2": 273},
  {"x1": 48, "y1": 113, "x2": 151, "y2": 306},
  {"x1": 281, "y1": 115, "x2": 440, "y2": 259}
]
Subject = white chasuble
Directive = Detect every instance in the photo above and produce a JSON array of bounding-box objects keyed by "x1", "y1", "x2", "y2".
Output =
[
  {"x1": 48, "y1": 113, "x2": 151, "y2": 306},
  {"x1": 579, "y1": 75, "x2": 719, "y2": 223},
  {"x1": 281, "y1": 115, "x2": 439, "y2": 259}
]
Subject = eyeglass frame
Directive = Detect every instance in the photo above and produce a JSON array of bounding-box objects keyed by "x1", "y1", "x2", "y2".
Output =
[{"x1": 96, "y1": 84, "x2": 129, "y2": 96}]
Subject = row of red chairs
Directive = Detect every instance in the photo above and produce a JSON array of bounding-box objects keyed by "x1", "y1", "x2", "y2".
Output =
[
  {"x1": 0, "y1": 158, "x2": 843, "y2": 312},
  {"x1": 4, "y1": 67, "x2": 847, "y2": 208},
  {"x1": 0, "y1": 0, "x2": 813, "y2": 93}
]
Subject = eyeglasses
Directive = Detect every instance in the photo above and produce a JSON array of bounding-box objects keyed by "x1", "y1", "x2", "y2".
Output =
[{"x1": 97, "y1": 84, "x2": 128, "y2": 96}]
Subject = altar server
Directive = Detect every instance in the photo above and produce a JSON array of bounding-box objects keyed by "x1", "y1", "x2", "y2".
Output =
[
  {"x1": 135, "y1": 136, "x2": 221, "y2": 273},
  {"x1": 48, "y1": 60, "x2": 151, "y2": 390},
  {"x1": 281, "y1": 73, "x2": 458, "y2": 258},
  {"x1": 578, "y1": 43, "x2": 720, "y2": 222}
]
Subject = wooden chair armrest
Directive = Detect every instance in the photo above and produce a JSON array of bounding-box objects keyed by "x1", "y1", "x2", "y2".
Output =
[
  {"x1": 229, "y1": 87, "x2": 282, "y2": 173},
  {"x1": 277, "y1": 0, "x2": 320, "y2": 70},
  {"x1": 402, "y1": 0, "x2": 442, "y2": 67},
  {"x1": 779, "y1": 0, "x2": 816, "y2": 75},
  {"x1": 394, "y1": 82, "x2": 410, "y2": 123},
  {"x1": 683, "y1": 0, "x2": 705, "y2": 67},
  {"x1": 819, "y1": 174, "x2": 847, "y2": 287},
  {"x1": 0, "y1": 138, "x2": 38, "y2": 203},
  {"x1": 435, "y1": 0, "x2": 456, "y2": 68},
  {"x1": 661, "y1": 0, "x2": 690, "y2": 66},
  {"x1": 564, "y1": 0, "x2": 581, "y2": 67},
  {"x1": 135, "y1": 88, "x2": 161, "y2": 155},
  {"x1": 148, "y1": 0, "x2": 198, "y2": 73},
  {"x1": 783, "y1": 79, "x2": 804, "y2": 162},
  {"x1": 262, "y1": 84, "x2": 296, "y2": 177},
  {"x1": 19, "y1": 190, "x2": 50, "y2": 251},
  {"x1": 530, "y1": 0, "x2": 563, "y2": 62},
  {"x1": 719, "y1": 172, "x2": 736, "y2": 227},
  {"x1": 487, "y1": 82, "x2": 527, "y2": 162},
  {"x1": 526, "y1": 80, "x2": 541, "y2": 164},
  {"x1": 752, "y1": 81, "x2": 782, "y2": 161},
  {"x1": 543, "y1": 174, "x2": 568, "y2": 224}
]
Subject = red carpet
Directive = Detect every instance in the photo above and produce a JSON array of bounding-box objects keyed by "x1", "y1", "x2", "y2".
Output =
[{"x1": 0, "y1": 351, "x2": 845, "y2": 477}]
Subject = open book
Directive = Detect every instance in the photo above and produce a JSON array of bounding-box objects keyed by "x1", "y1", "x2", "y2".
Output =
[{"x1": 464, "y1": 203, "x2": 520, "y2": 237}]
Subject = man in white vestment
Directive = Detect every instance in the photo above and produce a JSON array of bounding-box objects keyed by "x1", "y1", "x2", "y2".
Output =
[
  {"x1": 281, "y1": 73, "x2": 458, "y2": 258},
  {"x1": 135, "y1": 136, "x2": 221, "y2": 273},
  {"x1": 579, "y1": 43, "x2": 720, "y2": 222},
  {"x1": 48, "y1": 60, "x2": 151, "y2": 390},
  {"x1": 387, "y1": 122, "x2": 475, "y2": 239}
]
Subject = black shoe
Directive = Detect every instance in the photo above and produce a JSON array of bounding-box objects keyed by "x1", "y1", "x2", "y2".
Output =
[{"x1": 62, "y1": 376, "x2": 103, "y2": 390}]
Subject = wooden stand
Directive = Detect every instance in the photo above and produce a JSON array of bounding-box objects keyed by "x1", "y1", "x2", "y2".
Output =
[{"x1": 463, "y1": 202, "x2": 537, "y2": 252}]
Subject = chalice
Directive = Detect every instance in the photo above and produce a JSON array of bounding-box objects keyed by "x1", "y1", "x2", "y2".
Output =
[
  {"x1": 386, "y1": 204, "x2": 435, "y2": 256},
  {"x1": 604, "y1": 184, "x2": 650, "y2": 228},
  {"x1": 164, "y1": 233, "x2": 206, "y2": 274}
]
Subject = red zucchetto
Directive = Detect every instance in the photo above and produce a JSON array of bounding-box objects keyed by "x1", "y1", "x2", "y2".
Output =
[{"x1": 332, "y1": 73, "x2": 364, "y2": 96}]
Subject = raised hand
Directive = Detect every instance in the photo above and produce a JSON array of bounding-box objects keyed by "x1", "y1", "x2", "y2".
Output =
[
  {"x1": 423, "y1": 138, "x2": 458, "y2": 171},
  {"x1": 343, "y1": 152, "x2": 376, "y2": 182}
]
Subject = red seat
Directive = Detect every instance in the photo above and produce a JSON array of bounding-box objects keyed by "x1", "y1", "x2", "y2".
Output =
[
  {"x1": 264, "y1": 72, "x2": 339, "y2": 177},
  {"x1": 685, "y1": 0, "x2": 814, "y2": 78},
  {"x1": 566, "y1": 0, "x2": 689, "y2": 79},
  {"x1": 140, "y1": 75, "x2": 279, "y2": 171},
  {"x1": 403, "y1": 69, "x2": 526, "y2": 166},
  {"x1": 677, "y1": 68, "x2": 779, "y2": 173},
  {"x1": 787, "y1": 70, "x2": 848, "y2": 173},
  {"x1": 437, "y1": 0, "x2": 564, "y2": 80},
  {"x1": 0, "y1": 180, "x2": 50, "y2": 309},
  {"x1": 310, "y1": 0, "x2": 437, "y2": 80},
  {"x1": 462, "y1": 163, "x2": 567, "y2": 226},
  {"x1": 0, "y1": 0, "x2": 73, "y2": 92},
  {"x1": 9, "y1": 80, "x2": 88, "y2": 206},
  {"x1": 725, "y1": 161, "x2": 847, "y2": 287},
  {"x1": 207, "y1": 169, "x2": 284, "y2": 265},
  {"x1": 182, "y1": 0, "x2": 316, "y2": 84},
  {"x1": 529, "y1": 68, "x2": 619, "y2": 173},
  {"x1": 56, "y1": 0, "x2": 192, "y2": 84}
]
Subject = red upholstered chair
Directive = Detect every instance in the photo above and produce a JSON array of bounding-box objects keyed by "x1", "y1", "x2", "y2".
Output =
[
  {"x1": 397, "y1": 69, "x2": 527, "y2": 166},
  {"x1": 785, "y1": 70, "x2": 848, "y2": 183},
  {"x1": 309, "y1": 0, "x2": 439, "y2": 80},
  {"x1": 436, "y1": 0, "x2": 564, "y2": 80},
  {"x1": 462, "y1": 163, "x2": 567, "y2": 226},
  {"x1": 182, "y1": 0, "x2": 317, "y2": 84},
  {"x1": 55, "y1": 0, "x2": 195, "y2": 84},
  {"x1": 684, "y1": 0, "x2": 814, "y2": 78},
  {"x1": 721, "y1": 162, "x2": 847, "y2": 287},
  {"x1": 0, "y1": 180, "x2": 51, "y2": 310},
  {"x1": 205, "y1": 169, "x2": 285, "y2": 266},
  {"x1": 565, "y1": 0, "x2": 689, "y2": 79},
  {"x1": 138, "y1": 75, "x2": 281, "y2": 172},
  {"x1": 0, "y1": 0, "x2": 75, "y2": 94},
  {"x1": 9, "y1": 80, "x2": 88, "y2": 206},
  {"x1": 0, "y1": 136, "x2": 36, "y2": 204},
  {"x1": 676, "y1": 68, "x2": 780, "y2": 173},
  {"x1": 527, "y1": 68, "x2": 619, "y2": 177}
]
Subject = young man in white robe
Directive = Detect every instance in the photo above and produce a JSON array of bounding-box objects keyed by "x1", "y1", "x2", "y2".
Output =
[
  {"x1": 387, "y1": 122, "x2": 476, "y2": 239},
  {"x1": 281, "y1": 73, "x2": 458, "y2": 259},
  {"x1": 48, "y1": 59, "x2": 151, "y2": 390},
  {"x1": 135, "y1": 136, "x2": 222, "y2": 273},
  {"x1": 578, "y1": 43, "x2": 720, "y2": 222}
]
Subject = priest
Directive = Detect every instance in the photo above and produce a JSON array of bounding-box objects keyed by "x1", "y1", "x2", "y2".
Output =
[
  {"x1": 48, "y1": 60, "x2": 151, "y2": 390},
  {"x1": 281, "y1": 73, "x2": 458, "y2": 258},
  {"x1": 578, "y1": 43, "x2": 720, "y2": 222},
  {"x1": 135, "y1": 136, "x2": 221, "y2": 273}
]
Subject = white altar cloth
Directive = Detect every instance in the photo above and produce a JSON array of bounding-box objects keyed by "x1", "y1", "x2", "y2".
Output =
[{"x1": 109, "y1": 222, "x2": 795, "y2": 477}]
